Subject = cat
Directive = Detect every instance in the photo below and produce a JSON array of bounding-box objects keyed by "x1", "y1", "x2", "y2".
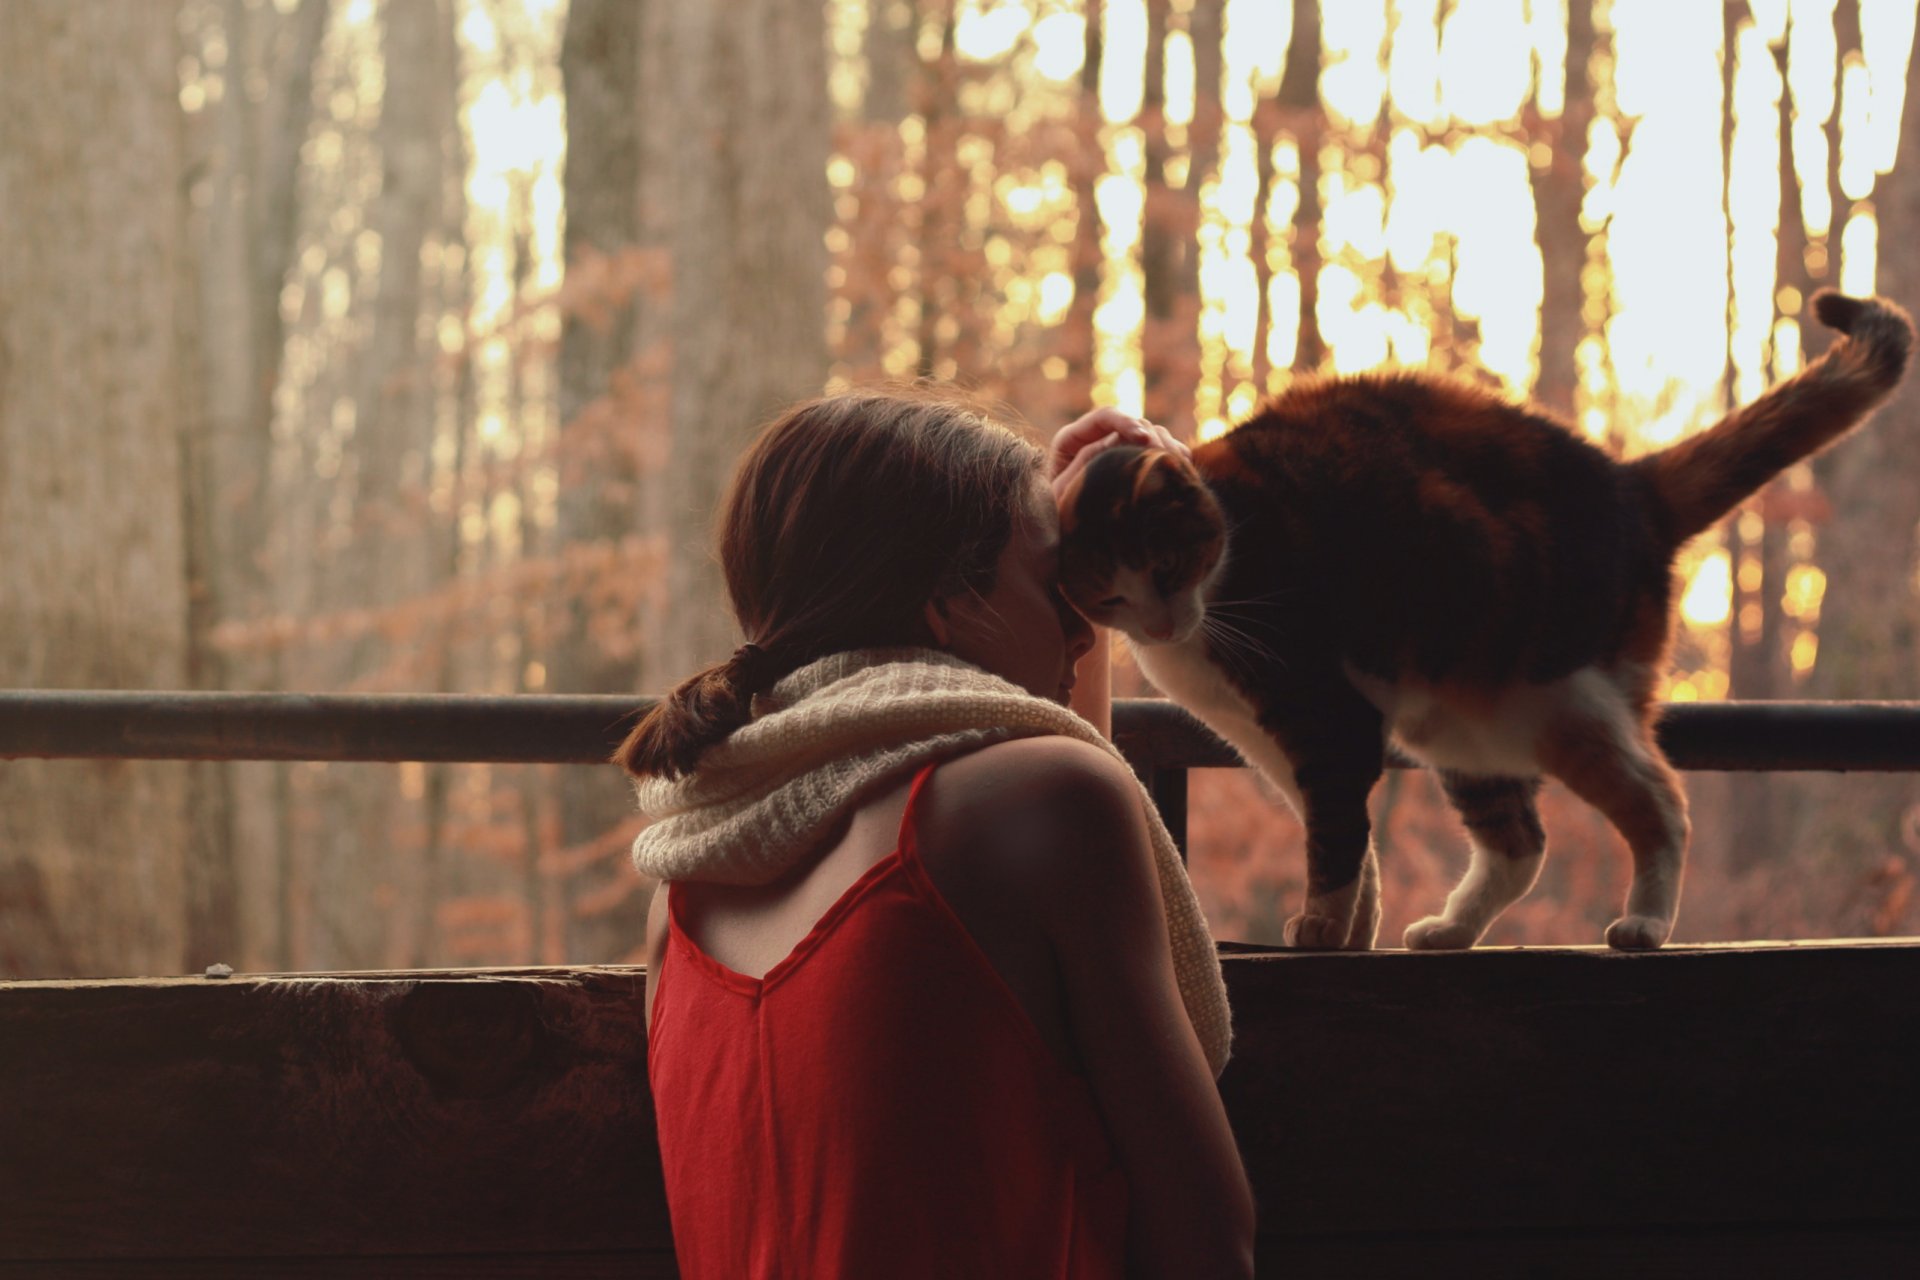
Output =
[{"x1": 1056, "y1": 290, "x2": 1913, "y2": 951}]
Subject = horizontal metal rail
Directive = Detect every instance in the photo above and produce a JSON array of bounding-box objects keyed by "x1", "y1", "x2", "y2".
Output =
[{"x1": 3, "y1": 690, "x2": 1919, "y2": 772}]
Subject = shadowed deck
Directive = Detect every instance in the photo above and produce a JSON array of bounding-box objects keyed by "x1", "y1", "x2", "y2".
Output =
[{"x1": 4, "y1": 940, "x2": 1917, "y2": 1276}]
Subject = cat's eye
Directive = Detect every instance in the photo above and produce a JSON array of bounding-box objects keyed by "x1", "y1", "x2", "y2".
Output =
[{"x1": 1098, "y1": 595, "x2": 1125, "y2": 608}]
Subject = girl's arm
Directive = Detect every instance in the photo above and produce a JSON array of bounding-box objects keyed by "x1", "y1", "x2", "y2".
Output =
[{"x1": 933, "y1": 738, "x2": 1256, "y2": 1278}]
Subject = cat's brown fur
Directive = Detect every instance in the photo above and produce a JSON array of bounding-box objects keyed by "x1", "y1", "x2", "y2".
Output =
[{"x1": 1057, "y1": 290, "x2": 1913, "y2": 950}]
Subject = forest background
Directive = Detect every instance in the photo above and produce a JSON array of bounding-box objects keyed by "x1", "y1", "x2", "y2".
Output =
[{"x1": 3, "y1": 0, "x2": 1918, "y2": 980}]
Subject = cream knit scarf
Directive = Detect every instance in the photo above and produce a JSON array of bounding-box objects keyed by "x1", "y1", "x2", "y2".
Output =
[{"x1": 630, "y1": 648, "x2": 1231, "y2": 1076}]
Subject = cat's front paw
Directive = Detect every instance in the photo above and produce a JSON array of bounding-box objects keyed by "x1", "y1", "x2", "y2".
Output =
[
  {"x1": 1403, "y1": 916, "x2": 1479, "y2": 950},
  {"x1": 1605, "y1": 914, "x2": 1671, "y2": 950},
  {"x1": 1284, "y1": 911, "x2": 1353, "y2": 950}
]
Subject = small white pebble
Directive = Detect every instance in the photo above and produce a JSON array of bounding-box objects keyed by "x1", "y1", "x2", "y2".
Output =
[{"x1": 205, "y1": 963, "x2": 234, "y2": 979}]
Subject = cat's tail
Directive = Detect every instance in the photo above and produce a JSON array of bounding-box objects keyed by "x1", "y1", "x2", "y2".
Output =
[{"x1": 1635, "y1": 290, "x2": 1914, "y2": 547}]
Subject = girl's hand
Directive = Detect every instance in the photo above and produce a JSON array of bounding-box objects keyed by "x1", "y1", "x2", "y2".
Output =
[{"x1": 1048, "y1": 409, "x2": 1189, "y2": 503}]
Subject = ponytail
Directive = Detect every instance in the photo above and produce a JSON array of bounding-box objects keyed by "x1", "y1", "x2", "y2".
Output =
[
  {"x1": 614, "y1": 643, "x2": 791, "y2": 779},
  {"x1": 615, "y1": 385, "x2": 1042, "y2": 781}
]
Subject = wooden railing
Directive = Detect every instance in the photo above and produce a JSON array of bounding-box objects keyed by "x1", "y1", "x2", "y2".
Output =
[
  {"x1": 3, "y1": 691, "x2": 1919, "y2": 1274},
  {"x1": 7, "y1": 691, "x2": 1920, "y2": 858}
]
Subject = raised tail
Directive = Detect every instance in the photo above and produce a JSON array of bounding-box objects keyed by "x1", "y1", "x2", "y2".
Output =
[{"x1": 1634, "y1": 290, "x2": 1914, "y2": 547}]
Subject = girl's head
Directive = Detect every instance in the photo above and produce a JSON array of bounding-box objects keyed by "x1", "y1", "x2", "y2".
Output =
[{"x1": 616, "y1": 386, "x2": 1094, "y2": 779}]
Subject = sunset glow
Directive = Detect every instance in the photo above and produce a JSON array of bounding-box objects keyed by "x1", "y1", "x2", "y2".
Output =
[{"x1": 260, "y1": 0, "x2": 1917, "y2": 701}]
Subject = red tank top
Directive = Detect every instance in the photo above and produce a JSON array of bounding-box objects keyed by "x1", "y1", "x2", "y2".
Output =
[{"x1": 648, "y1": 762, "x2": 1128, "y2": 1279}]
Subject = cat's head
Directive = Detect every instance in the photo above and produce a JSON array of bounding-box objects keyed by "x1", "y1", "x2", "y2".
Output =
[{"x1": 1056, "y1": 443, "x2": 1227, "y2": 647}]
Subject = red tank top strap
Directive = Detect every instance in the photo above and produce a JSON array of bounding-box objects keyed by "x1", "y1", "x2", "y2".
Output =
[{"x1": 894, "y1": 760, "x2": 942, "y2": 867}]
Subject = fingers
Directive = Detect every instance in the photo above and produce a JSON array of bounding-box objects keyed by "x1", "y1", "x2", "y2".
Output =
[
  {"x1": 1049, "y1": 432, "x2": 1119, "y2": 504},
  {"x1": 1142, "y1": 420, "x2": 1190, "y2": 459},
  {"x1": 1048, "y1": 408, "x2": 1192, "y2": 478}
]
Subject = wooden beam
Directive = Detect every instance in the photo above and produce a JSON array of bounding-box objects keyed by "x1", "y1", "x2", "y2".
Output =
[
  {"x1": 3, "y1": 943, "x2": 1917, "y2": 1273},
  {"x1": 6, "y1": 691, "x2": 1920, "y2": 772}
]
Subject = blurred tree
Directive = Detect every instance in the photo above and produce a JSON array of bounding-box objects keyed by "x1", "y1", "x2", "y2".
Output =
[
  {"x1": 1282, "y1": 0, "x2": 1323, "y2": 373},
  {"x1": 0, "y1": 0, "x2": 195, "y2": 978},
  {"x1": 1168, "y1": 0, "x2": 1222, "y2": 439},
  {"x1": 1066, "y1": 0, "x2": 1105, "y2": 409},
  {"x1": 1798, "y1": 8, "x2": 1920, "y2": 918},
  {"x1": 299, "y1": 0, "x2": 454, "y2": 969},
  {"x1": 553, "y1": 0, "x2": 655, "y2": 963},
  {"x1": 182, "y1": 0, "x2": 331, "y2": 974},
  {"x1": 1724, "y1": 19, "x2": 1804, "y2": 874},
  {"x1": 915, "y1": 5, "x2": 963, "y2": 379},
  {"x1": 1532, "y1": 0, "x2": 1595, "y2": 419},
  {"x1": 645, "y1": 0, "x2": 834, "y2": 680},
  {"x1": 1140, "y1": 0, "x2": 1174, "y2": 421}
]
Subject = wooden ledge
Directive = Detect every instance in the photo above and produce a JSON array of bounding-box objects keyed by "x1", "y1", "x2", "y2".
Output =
[{"x1": 4, "y1": 942, "x2": 1917, "y2": 1275}]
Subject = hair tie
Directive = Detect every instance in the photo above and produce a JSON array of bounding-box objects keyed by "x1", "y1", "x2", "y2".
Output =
[{"x1": 728, "y1": 641, "x2": 777, "y2": 692}]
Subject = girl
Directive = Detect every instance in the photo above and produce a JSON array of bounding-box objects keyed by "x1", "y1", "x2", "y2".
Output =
[{"x1": 619, "y1": 387, "x2": 1254, "y2": 1278}]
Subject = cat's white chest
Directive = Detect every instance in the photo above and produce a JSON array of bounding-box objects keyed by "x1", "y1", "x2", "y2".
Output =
[
  {"x1": 1135, "y1": 634, "x2": 1599, "y2": 787},
  {"x1": 1342, "y1": 663, "x2": 1585, "y2": 777},
  {"x1": 1131, "y1": 635, "x2": 1302, "y2": 811}
]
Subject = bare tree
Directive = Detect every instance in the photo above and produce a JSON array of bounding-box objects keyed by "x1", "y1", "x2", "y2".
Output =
[
  {"x1": 551, "y1": 0, "x2": 655, "y2": 962},
  {"x1": 0, "y1": 0, "x2": 195, "y2": 978},
  {"x1": 645, "y1": 0, "x2": 834, "y2": 680},
  {"x1": 1533, "y1": 0, "x2": 1597, "y2": 419},
  {"x1": 1798, "y1": 18, "x2": 1920, "y2": 908},
  {"x1": 180, "y1": 0, "x2": 331, "y2": 973},
  {"x1": 1066, "y1": 0, "x2": 1106, "y2": 410},
  {"x1": 1281, "y1": 0, "x2": 1324, "y2": 373},
  {"x1": 296, "y1": 0, "x2": 453, "y2": 970},
  {"x1": 1163, "y1": 0, "x2": 1223, "y2": 439},
  {"x1": 1140, "y1": 0, "x2": 1175, "y2": 420}
]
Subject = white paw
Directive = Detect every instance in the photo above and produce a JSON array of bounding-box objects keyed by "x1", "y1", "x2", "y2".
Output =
[
  {"x1": 1605, "y1": 914, "x2": 1671, "y2": 950},
  {"x1": 1403, "y1": 916, "x2": 1480, "y2": 950},
  {"x1": 1284, "y1": 911, "x2": 1353, "y2": 950}
]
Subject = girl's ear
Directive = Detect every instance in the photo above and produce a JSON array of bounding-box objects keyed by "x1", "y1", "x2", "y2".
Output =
[{"x1": 920, "y1": 596, "x2": 954, "y2": 649}]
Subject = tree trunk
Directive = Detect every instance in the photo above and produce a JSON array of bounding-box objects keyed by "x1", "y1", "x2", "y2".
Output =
[
  {"x1": 1727, "y1": 29, "x2": 1810, "y2": 874},
  {"x1": 553, "y1": 0, "x2": 656, "y2": 963},
  {"x1": 648, "y1": 0, "x2": 833, "y2": 680},
  {"x1": 1140, "y1": 0, "x2": 1175, "y2": 420},
  {"x1": 1532, "y1": 0, "x2": 1595, "y2": 419},
  {"x1": 863, "y1": 0, "x2": 919, "y2": 126},
  {"x1": 1066, "y1": 0, "x2": 1105, "y2": 411},
  {"x1": 300, "y1": 0, "x2": 450, "y2": 970},
  {"x1": 1281, "y1": 0, "x2": 1323, "y2": 373},
  {"x1": 914, "y1": 9, "x2": 960, "y2": 379},
  {"x1": 1163, "y1": 0, "x2": 1222, "y2": 439},
  {"x1": 185, "y1": 0, "x2": 331, "y2": 975},
  {"x1": 1797, "y1": 20, "x2": 1920, "y2": 917},
  {"x1": 0, "y1": 0, "x2": 195, "y2": 978}
]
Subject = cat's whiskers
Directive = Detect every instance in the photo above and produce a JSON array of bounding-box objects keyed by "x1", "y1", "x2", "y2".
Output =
[{"x1": 1200, "y1": 611, "x2": 1287, "y2": 674}]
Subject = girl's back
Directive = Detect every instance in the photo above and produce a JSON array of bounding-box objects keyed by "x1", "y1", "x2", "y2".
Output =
[{"x1": 648, "y1": 748, "x2": 1127, "y2": 1279}]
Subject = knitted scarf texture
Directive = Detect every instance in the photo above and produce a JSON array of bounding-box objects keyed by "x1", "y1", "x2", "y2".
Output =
[{"x1": 631, "y1": 647, "x2": 1232, "y2": 1076}]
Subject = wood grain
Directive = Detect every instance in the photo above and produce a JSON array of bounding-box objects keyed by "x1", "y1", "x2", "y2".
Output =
[{"x1": 4, "y1": 943, "x2": 1917, "y2": 1273}]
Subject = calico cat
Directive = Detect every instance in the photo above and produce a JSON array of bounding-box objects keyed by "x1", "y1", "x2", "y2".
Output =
[{"x1": 1057, "y1": 290, "x2": 1913, "y2": 951}]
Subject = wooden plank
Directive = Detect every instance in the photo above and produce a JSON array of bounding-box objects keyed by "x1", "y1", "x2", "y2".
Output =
[
  {"x1": 1219, "y1": 942, "x2": 1920, "y2": 1238},
  {"x1": 4, "y1": 943, "x2": 1918, "y2": 1268},
  {"x1": 1253, "y1": 1223, "x2": 1920, "y2": 1276},
  {"x1": 0, "y1": 1254, "x2": 677, "y2": 1279},
  {"x1": 0, "y1": 968, "x2": 668, "y2": 1262},
  {"x1": 8, "y1": 691, "x2": 1920, "y2": 771}
]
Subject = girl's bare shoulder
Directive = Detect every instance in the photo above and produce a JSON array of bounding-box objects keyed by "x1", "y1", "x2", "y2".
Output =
[{"x1": 913, "y1": 737, "x2": 1152, "y2": 900}]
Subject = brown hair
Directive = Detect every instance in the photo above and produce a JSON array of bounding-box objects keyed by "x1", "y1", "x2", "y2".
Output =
[{"x1": 614, "y1": 386, "x2": 1045, "y2": 779}]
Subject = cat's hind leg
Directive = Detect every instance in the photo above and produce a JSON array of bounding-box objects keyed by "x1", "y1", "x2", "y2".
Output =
[
  {"x1": 1404, "y1": 773, "x2": 1546, "y2": 950},
  {"x1": 1536, "y1": 673, "x2": 1690, "y2": 950}
]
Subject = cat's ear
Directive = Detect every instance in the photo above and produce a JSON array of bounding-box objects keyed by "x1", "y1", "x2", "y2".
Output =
[{"x1": 1130, "y1": 449, "x2": 1188, "y2": 502}]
